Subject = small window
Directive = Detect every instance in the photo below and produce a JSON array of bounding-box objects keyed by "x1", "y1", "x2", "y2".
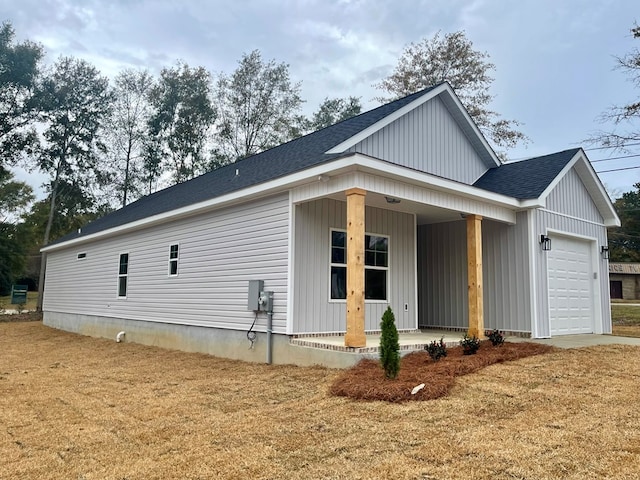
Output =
[
  {"x1": 118, "y1": 253, "x2": 129, "y2": 297},
  {"x1": 77, "y1": 252, "x2": 87, "y2": 260},
  {"x1": 330, "y1": 229, "x2": 389, "y2": 301},
  {"x1": 168, "y1": 244, "x2": 179, "y2": 276}
]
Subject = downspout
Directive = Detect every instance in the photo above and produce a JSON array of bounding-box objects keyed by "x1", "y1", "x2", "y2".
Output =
[{"x1": 266, "y1": 291, "x2": 274, "y2": 365}]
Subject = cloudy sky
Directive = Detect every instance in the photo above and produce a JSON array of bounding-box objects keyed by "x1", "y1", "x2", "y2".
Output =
[{"x1": 2, "y1": 0, "x2": 639, "y2": 198}]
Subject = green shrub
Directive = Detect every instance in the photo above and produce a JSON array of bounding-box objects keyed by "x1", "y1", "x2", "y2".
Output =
[
  {"x1": 486, "y1": 329, "x2": 505, "y2": 346},
  {"x1": 425, "y1": 337, "x2": 448, "y2": 361},
  {"x1": 460, "y1": 333, "x2": 480, "y2": 355},
  {"x1": 380, "y1": 306, "x2": 400, "y2": 379}
]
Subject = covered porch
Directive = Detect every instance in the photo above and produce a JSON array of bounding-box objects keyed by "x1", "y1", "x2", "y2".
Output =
[{"x1": 289, "y1": 164, "x2": 525, "y2": 344}]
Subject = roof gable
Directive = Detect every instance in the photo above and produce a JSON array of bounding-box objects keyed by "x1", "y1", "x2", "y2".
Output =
[
  {"x1": 326, "y1": 82, "x2": 500, "y2": 169},
  {"x1": 474, "y1": 149, "x2": 580, "y2": 199},
  {"x1": 474, "y1": 148, "x2": 620, "y2": 227}
]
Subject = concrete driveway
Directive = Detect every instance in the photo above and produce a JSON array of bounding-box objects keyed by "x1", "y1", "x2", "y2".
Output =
[{"x1": 520, "y1": 334, "x2": 640, "y2": 349}]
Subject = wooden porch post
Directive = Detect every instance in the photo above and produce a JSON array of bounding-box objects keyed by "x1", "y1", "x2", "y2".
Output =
[
  {"x1": 345, "y1": 188, "x2": 366, "y2": 347},
  {"x1": 467, "y1": 214, "x2": 484, "y2": 338}
]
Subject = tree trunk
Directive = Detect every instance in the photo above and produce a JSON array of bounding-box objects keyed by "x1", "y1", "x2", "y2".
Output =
[{"x1": 36, "y1": 163, "x2": 61, "y2": 312}]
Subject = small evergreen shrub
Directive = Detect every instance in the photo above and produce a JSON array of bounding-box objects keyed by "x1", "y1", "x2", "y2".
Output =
[
  {"x1": 460, "y1": 334, "x2": 480, "y2": 355},
  {"x1": 425, "y1": 337, "x2": 448, "y2": 361},
  {"x1": 380, "y1": 306, "x2": 400, "y2": 379},
  {"x1": 486, "y1": 329, "x2": 505, "y2": 346}
]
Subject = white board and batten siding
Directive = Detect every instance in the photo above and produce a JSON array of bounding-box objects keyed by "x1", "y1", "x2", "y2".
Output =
[
  {"x1": 534, "y1": 167, "x2": 610, "y2": 337},
  {"x1": 418, "y1": 212, "x2": 532, "y2": 333},
  {"x1": 347, "y1": 96, "x2": 490, "y2": 184},
  {"x1": 292, "y1": 198, "x2": 416, "y2": 334},
  {"x1": 43, "y1": 193, "x2": 290, "y2": 334}
]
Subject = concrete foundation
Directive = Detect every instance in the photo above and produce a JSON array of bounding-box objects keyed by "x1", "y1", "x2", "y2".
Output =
[{"x1": 43, "y1": 311, "x2": 371, "y2": 369}]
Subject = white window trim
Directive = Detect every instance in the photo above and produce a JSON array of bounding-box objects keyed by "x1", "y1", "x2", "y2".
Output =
[
  {"x1": 328, "y1": 228, "x2": 390, "y2": 304},
  {"x1": 117, "y1": 252, "x2": 129, "y2": 299},
  {"x1": 168, "y1": 243, "x2": 179, "y2": 277}
]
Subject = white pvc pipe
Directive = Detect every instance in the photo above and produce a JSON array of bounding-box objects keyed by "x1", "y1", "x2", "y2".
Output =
[{"x1": 116, "y1": 331, "x2": 126, "y2": 343}]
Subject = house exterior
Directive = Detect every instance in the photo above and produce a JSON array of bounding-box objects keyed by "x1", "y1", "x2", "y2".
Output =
[
  {"x1": 41, "y1": 83, "x2": 619, "y2": 367},
  {"x1": 609, "y1": 263, "x2": 640, "y2": 299}
]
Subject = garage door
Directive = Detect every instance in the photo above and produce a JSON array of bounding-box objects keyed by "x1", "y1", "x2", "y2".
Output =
[{"x1": 547, "y1": 235, "x2": 594, "y2": 335}]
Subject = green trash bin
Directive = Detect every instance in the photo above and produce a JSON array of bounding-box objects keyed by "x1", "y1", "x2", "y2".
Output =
[{"x1": 10, "y1": 285, "x2": 28, "y2": 305}]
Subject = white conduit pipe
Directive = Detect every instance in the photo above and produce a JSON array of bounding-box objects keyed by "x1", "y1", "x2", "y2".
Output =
[{"x1": 116, "y1": 331, "x2": 126, "y2": 343}]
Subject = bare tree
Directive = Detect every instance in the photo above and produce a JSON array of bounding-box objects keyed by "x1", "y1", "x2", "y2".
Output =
[
  {"x1": 213, "y1": 50, "x2": 304, "y2": 166},
  {"x1": 375, "y1": 31, "x2": 527, "y2": 151},
  {"x1": 106, "y1": 69, "x2": 154, "y2": 206},
  {"x1": 587, "y1": 23, "x2": 640, "y2": 151}
]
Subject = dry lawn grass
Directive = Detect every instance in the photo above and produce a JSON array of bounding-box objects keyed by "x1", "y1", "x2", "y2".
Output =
[{"x1": 2, "y1": 321, "x2": 640, "y2": 479}]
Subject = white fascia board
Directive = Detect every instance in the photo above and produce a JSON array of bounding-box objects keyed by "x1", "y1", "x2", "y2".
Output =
[
  {"x1": 437, "y1": 86, "x2": 502, "y2": 168},
  {"x1": 537, "y1": 149, "x2": 620, "y2": 227},
  {"x1": 348, "y1": 153, "x2": 530, "y2": 209},
  {"x1": 325, "y1": 83, "x2": 501, "y2": 168},
  {"x1": 42, "y1": 158, "x2": 362, "y2": 252},
  {"x1": 43, "y1": 153, "x2": 529, "y2": 253}
]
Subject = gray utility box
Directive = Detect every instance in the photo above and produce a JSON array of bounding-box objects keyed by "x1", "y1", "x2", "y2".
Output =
[{"x1": 247, "y1": 280, "x2": 264, "y2": 311}]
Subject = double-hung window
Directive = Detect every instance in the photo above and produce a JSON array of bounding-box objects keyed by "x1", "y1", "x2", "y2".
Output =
[
  {"x1": 118, "y1": 253, "x2": 129, "y2": 297},
  {"x1": 330, "y1": 229, "x2": 389, "y2": 301},
  {"x1": 168, "y1": 244, "x2": 179, "y2": 276}
]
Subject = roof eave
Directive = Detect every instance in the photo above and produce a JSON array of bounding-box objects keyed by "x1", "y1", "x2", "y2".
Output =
[
  {"x1": 42, "y1": 153, "x2": 526, "y2": 253},
  {"x1": 537, "y1": 149, "x2": 620, "y2": 227}
]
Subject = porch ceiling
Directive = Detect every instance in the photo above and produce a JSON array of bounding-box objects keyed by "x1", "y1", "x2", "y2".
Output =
[{"x1": 326, "y1": 190, "x2": 469, "y2": 225}]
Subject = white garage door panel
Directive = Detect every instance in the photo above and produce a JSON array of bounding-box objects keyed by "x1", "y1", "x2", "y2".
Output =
[{"x1": 548, "y1": 236, "x2": 593, "y2": 335}]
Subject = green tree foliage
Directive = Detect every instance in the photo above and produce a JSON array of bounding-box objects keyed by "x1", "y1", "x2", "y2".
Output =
[
  {"x1": 609, "y1": 183, "x2": 640, "y2": 261},
  {"x1": 308, "y1": 96, "x2": 362, "y2": 131},
  {"x1": 375, "y1": 31, "x2": 527, "y2": 151},
  {"x1": 214, "y1": 50, "x2": 303, "y2": 166},
  {"x1": 0, "y1": 170, "x2": 34, "y2": 222},
  {"x1": 36, "y1": 56, "x2": 112, "y2": 309},
  {"x1": 588, "y1": 23, "x2": 640, "y2": 151},
  {"x1": 380, "y1": 306, "x2": 400, "y2": 379},
  {"x1": 147, "y1": 62, "x2": 215, "y2": 184},
  {"x1": 0, "y1": 170, "x2": 34, "y2": 295},
  {"x1": 37, "y1": 56, "x2": 112, "y2": 246},
  {"x1": 0, "y1": 21, "x2": 44, "y2": 174},
  {"x1": 105, "y1": 69, "x2": 155, "y2": 206}
]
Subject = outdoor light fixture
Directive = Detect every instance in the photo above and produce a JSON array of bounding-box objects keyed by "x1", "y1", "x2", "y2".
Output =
[
  {"x1": 385, "y1": 196, "x2": 401, "y2": 204},
  {"x1": 540, "y1": 234, "x2": 551, "y2": 251},
  {"x1": 317, "y1": 174, "x2": 330, "y2": 182},
  {"x1": 601, "y1": 245, "x2": 610, "y2": 260}
]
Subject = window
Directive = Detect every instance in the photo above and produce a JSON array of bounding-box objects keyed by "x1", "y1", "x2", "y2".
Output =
[
  {"x1": 118, "y1": 253, "x2": 129, "y2": 297},
  {"x1": 330, "y1": 229, "x2": 389, "y2": 301},
  {"x1": 168, "y1": 244, "x2": 179, "y2": 276}
]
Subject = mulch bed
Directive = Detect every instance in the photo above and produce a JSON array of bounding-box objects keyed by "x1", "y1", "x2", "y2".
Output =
[
  {"x1": 330, "y1": 340, "x2": 555, "y2": 403},
  {"x1": 0, "y1": 311, "x2": 42, "y2": 323}
]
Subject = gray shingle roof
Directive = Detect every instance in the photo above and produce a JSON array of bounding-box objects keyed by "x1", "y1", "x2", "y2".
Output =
[
  {"x1": 473, "y1": 148, "x2": 581, "y2": 199},
  {"x1": 51, "y1": 85, "x2": 440, "y2": 245},
  {"x1": 50, "y1": 84, "x2": 582, "y2": 247}
]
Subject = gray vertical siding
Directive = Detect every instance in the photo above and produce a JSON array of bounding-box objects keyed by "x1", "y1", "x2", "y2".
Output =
[
  {"x1": 418, "y1": 221, "x2": 468, "y2": 329},
  {"x1": 418, "y1": 213, "x2": 531, "y2": 333},
  {"x1": 348, "y1": 96, "x2": 489, "y2": 184},
  {"x1": 482, "y1": 212, "x2": 532, "y2": 333},
  {"x1": 545, "y1": 168, "x2": 604, "y2": 223},
  {"x1": 44, "y1": 193, "x2": 290, "y2": 334},
  {"x1": 533, "y1": 210, "x2": 610, "y2": 337},
  {"x1": 292, "y1": 198, "x2": 416, "y2": 333}
]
